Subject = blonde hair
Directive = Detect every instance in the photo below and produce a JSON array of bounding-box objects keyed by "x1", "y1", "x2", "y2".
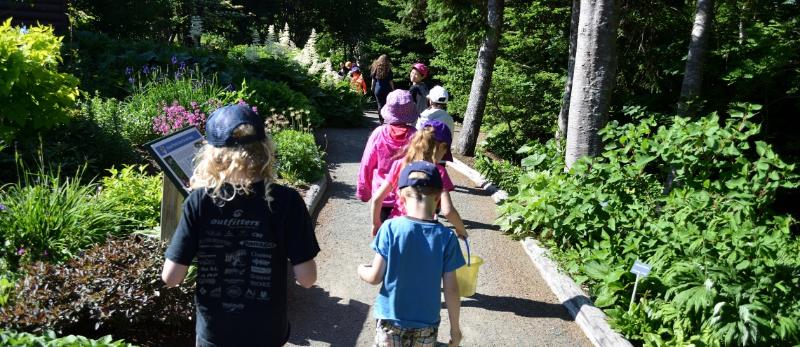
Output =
[
  {"x1": 370, "y1": 54, "x2": 392, "y2": 79},
  {"x1": 191, "y1": 124, "x2": 276, "y2": 205},
  {"x1": 403, "y1": 125, "x2": 446, "y2": 165}
]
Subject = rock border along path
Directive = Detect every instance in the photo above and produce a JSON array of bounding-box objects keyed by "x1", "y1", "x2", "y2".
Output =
[
  {"x1": 443, "y1": 142, "x2": 632, "y2": 347},
  {"x1": 285, "y1": 112, "x2": 590, "y2": 346}
]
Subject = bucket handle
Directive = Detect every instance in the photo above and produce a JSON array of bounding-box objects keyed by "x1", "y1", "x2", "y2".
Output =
[{"x1": 462, "y1": 237, "x2": 471, "y2": 267}]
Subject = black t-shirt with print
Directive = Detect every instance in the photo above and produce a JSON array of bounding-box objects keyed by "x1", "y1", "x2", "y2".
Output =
[{"x1": 165, "y1": 182, "x2": 319, "y2": 347}]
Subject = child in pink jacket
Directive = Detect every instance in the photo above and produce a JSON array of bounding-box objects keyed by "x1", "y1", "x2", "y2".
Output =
[{"x1": 357, "y1": 90, "x2": 419, "y2": 222}]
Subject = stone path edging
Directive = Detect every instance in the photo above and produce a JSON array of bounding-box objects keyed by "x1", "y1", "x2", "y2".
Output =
[
  {"x1": 445, "y1": 156, "x2": 632, "y2": 347},
  {"x1": 446, "y1": 158, "x2": 508, "y2": 203},
  {"x1": 521, "y1": 239, "x2": 633, "y2": 347},
  {"x1": 303, "y1": 173, "x2": 329, "y2": 214}
]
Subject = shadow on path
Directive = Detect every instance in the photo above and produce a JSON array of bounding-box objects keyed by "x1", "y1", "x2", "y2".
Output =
[
  {"x1": 459, "y1": 293, "x2": 575, "y2": 321},
  {"x1": 287, "y1": 285, "x2": 370, "y2": 346}
]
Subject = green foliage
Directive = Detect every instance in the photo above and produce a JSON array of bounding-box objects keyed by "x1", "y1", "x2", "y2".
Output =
[
  {"x1": 0, "y1": 97, "x2": 138, "y2": 183},
  {"x1": 98, "y1": 165, "x2": 162, "y2": 230},
  {"x1": 498, "y1": 106, "x2": 800, "y2": 346},
  {"x1": 0, "y1": 235, "x2": 194, "y2": 346},
  {"x1": 427, "y1": 1, "x2": 568, "y2": 157},
  {"x1": 120, "y1": 67, "x2": 238, "y2": 147},
  {"x1": 248, "y1": 79, "x2": 322, "y2": 126},
  {"x1": 0, "y1": 330, "x2": 135, "y2": 347},
  {"x1": 273, "y1": 130, "x2": 325, "y2": 185},
  {"x1": 0, "y1": 162, "x2": 123, "y2": 270},
  {"x1": 0, "y1": 20, "x2": 80, "y2": 143}
]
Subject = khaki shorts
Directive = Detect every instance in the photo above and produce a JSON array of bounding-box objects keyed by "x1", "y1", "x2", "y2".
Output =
[{"x1": 374, "y1": 319, "x2": 439, "y2": 347}]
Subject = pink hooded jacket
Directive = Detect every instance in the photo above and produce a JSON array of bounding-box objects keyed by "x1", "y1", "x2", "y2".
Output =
[{"x1": 357, "y1": 124, "x2": 417, "y2": 206}]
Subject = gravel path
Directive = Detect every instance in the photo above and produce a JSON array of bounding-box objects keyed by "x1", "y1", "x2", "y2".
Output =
[{"x1": 286, "y1": 113, "x2": 590, "y2": 346}]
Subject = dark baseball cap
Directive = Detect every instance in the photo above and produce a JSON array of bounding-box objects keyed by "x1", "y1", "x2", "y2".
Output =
[
  {"x1": 398, "y1": 161, "x2": 443, "y2": 190},
  {"x1": 205, "y1": 104, "x2": 265, "y2": 147}
]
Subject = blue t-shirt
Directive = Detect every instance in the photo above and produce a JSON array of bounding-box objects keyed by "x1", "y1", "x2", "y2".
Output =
[{"x1": 371, "y1": 216, "x2": 466, "y2": 328}]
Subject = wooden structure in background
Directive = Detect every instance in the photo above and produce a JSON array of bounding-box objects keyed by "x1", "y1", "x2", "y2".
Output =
[
  {"x1": 0, "y1": 0, "x2": 68, "y2": 34},
  {"x1": 160, "y1": 178, "x2": 184, "y2": 242}
]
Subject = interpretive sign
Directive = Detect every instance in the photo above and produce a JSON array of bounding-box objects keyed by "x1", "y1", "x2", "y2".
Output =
[{"x1": 144, "y1": 127, "x2": 204, "y2": 197}]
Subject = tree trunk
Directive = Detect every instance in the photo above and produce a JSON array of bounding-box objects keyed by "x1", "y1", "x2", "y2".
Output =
[
  {"x1": 556, "y1": 0, "x2": 580, "y2": 143},
  {"x1": 678, "y1": 0, "x2": 713, "y2": 116},
  {"x1": 455, "y1": 0, "x2": 505, "y2": 157},
  {"x1": 564, "y1": 0, "x2": 620, "y2": 169}
]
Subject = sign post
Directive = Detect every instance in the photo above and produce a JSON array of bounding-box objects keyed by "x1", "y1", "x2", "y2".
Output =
[
  {"x1": 143, "y1": 127, "x2": 204, "y2": 242},
  {"x1": 629, "y1": 260, "x2": 652, "y2": 311}
]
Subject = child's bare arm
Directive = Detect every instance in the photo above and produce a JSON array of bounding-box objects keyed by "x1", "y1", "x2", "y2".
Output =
[
  {"x1": 357, "y1": 253, "x2": 386, "y2": 285},
  {"x1": 443, "y1": 271, "x2": 462, "y2": 346},
  {"x1": 162, "y1": 259, "x2": 189, "y2": 287},
  {"x1": 440, "y1": 191, "x2": 468, "y2": 239},
  {"x1": 293, "y1": 259, "x2": 317, "y2": 288},
  {"x1": 370, "y1": 182, "x2": 392, "y2": 236}
]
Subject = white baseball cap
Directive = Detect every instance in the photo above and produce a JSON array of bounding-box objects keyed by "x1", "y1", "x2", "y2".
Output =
[{"x1": 427, "y1": 85, "x2": 449, "y2": 104}]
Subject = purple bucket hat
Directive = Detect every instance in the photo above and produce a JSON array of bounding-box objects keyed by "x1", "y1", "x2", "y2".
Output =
[
  {"x1": 381, "y1": 90, "x2": 419, "y2": 125},
  {"x1": 422, "y1": 119, "x2": 454, "y2": 161}
]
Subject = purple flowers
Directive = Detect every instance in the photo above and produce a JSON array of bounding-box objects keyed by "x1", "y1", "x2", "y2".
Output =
[
  {"x1": 142, "y1": 65, "x2": 150, "y2": 74},
  {"x1": 125, "y1": 66, "x2": 133, "y2": 76},
  {"x1": 152, "y1": 101, "x2": 207, "y2": 135},
  {"x1": 0, "y1": 203, "x2": 5, "y2": 212},
  {"x1": 171, "y1": 55, "x2": 178, "y2": 65},
  {"x1": 17, "y1": 248, "x2": 25, "y2": 256},
  {"x1": 237, "y1": 99, "x2": 259, "y2": 114}
]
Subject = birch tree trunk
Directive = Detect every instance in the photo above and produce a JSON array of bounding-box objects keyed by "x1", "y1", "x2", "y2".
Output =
[
  {"x1": 564, "y1": 0, "x2": 619, "y2": 169},
  {"x1": 555, "y1": 0, "x2": 580, "y2": 142},
  {"x1": 455, "y1": 0, "x2": 505, "y2": 157},
  {"x1": 678, "y1": 0, "x2": 713, "y2": 116}
]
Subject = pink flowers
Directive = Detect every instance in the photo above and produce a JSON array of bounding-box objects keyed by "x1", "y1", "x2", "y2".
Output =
[{"x1": 152, "y1": 101, "x2": 207, "y2": 135}]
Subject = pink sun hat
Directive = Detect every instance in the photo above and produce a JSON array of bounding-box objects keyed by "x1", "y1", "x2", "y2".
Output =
[{"x1": 380, "y1": 89, "x2": 419, "y2": 125}]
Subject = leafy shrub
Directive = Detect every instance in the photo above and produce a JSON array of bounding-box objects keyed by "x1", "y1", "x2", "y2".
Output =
[
  {"x1": 0, "y1": 163, "x2": 123, "y2": 270},
  {"x1": 313, "y1": 81, "x2": 365, "y2": 128},
  {"x1": 98, "y1": 165, "x2": 162, "y2": 230},
  {"x1": 0, "y1": 19, "x2": 80, "y2": 143},
  {"x1": 0, "y1": 330, "x2": 135, "y2": 347},
  {"x1": 0, "y1": 97, "x2": 139, "y2": 183},
  {"x1": 120, "y1": 67, "x2": 243, "y2": 147},
  {"x1": 0, "y1": 235, "x2": 194, "y2": 346},
  {"x1": 273, "y1": 130, "x2": 325, "y2": 185},
  {"x1": 497, "y1": 105, "x2": 800, "y2": 346},
  {"x1": 248, "y1": 79, "x2": 322, "y2": 127}
]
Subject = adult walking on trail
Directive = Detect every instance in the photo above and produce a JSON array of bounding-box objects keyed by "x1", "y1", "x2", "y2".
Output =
[{"x1": 370, "y1": 54, "x2": 395, "y2": 123}]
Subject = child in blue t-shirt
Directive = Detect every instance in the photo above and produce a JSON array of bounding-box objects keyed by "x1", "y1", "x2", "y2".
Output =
[{"x1": 358, "y1": 161, "x2": 465, "y2": 347}]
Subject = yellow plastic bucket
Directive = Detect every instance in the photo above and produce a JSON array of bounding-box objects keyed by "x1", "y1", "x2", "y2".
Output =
[{"x1": 455, "y1": 239, "x2": 483, "y2": 297}]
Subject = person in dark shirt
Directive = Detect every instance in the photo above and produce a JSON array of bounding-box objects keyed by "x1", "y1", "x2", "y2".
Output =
[
  {"x1": 162, "y1": 104, "x2": 320, "y2": 347},
  {"x1": 370, "y1": 54, "x2": 395, "y2": 123}
]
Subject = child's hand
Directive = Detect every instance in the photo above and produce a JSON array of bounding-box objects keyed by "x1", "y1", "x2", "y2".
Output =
[
  {"x1": 448, "y1": 327, "x2": 462, "y2": 346},
  {"x1": 456, "y1": 228, "x2": 468, "y2": 240},
  {"x1": 372, "y1": 221, "x2": 381, "y2": 237}
]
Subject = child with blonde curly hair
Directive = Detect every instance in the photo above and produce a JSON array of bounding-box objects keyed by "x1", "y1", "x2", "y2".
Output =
[{"x1": 162, "y1": 104, "x2": 320, "y2": 347}]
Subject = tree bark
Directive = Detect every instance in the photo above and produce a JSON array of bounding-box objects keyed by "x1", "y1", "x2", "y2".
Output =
[
  {"x1": 564, "y1": 0, "x2": 620, "y2": 169},
  {"x1": 455, "y1": 0, "x2": 505, "y2": 157},
  {"x1": 556, "y1": 0, "x2": 580, "y2": 142},
  {"x1": 678, "y1": 0, "x2": 713, "y2": 116}
]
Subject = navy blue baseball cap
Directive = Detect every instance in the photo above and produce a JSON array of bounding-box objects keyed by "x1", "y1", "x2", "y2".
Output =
[
  {"x1": 205, "y1": 104, "x2": 265, "y2": 147},
  {"x1": 398, "y1": 161, "x2": 443, "y2": 190}
]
